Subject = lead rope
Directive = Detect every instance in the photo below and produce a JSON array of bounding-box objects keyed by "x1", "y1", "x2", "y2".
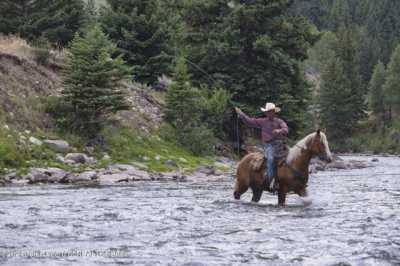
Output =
[{"x1": 235, "y1": 110, "x2": 240, "y2": 157}]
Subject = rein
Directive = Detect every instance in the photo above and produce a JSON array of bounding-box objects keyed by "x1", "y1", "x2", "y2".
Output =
[
  {"x1": 284, "y1": 162, "x2": 308, "y2": 183},
  {"x1": 283, "y1": 142, "x2": 312, "y2": 183}
]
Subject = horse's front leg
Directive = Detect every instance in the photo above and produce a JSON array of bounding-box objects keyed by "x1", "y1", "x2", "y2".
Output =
[
  {"x1": 297, "y1": 187, "x2": 312, "y2": 206},
  {"x1": 277, "y1": 186, "x2": 288, "y2": 207}
]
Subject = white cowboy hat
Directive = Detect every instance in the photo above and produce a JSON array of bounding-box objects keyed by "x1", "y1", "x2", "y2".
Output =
[{"x1": 260, "y1": 102, "x2": 281, "y2": 113}]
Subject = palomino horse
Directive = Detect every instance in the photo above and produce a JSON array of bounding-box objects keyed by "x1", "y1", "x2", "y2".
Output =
[{"x1": 234, "y1": 130, "x2": 333, "y2": 206}]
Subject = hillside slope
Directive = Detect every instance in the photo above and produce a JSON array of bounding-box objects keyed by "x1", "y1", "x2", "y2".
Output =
[{"x1": 0, "y1": 36, "x2": 162, "y2": 133}]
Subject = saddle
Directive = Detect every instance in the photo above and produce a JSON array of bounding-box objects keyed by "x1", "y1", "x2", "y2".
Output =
[{"x1": 249, "y1": 141, "x2": 289, "y2": 171}]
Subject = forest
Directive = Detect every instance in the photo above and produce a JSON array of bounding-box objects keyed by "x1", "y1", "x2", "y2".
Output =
[{"x1": 0, "y1": 0, "x2": 399, "y2": 169}]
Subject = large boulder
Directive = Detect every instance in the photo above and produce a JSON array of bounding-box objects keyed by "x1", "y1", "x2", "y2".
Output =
[
  {"x1": 104, "y1": 164, "x2": 151, "y2": 180},
  {"x1": 98, "y1": 173, "x2": 132, "y2": 185},
  {"x1": 67, "y1": 171, "x2": 98, "y2": 183},
  {"x1": 25, "y1": 168, "x2": 68, "y2": 184},
  {"x1": 43, "y1": 140, "x2": 70, "y2": 153}
]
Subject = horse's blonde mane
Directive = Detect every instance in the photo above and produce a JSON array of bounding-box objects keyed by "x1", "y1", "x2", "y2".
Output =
[{"x1": 286, "y1": 132, "x2": 331, "y2": 163}]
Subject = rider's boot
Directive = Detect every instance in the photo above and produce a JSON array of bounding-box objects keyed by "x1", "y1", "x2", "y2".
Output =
[
  {"x1": 271, "y1": 164, "x2": 279, "y2": 192},
  {"x1": 263, "y1": 171, "x2": 269, "y2": 190}
]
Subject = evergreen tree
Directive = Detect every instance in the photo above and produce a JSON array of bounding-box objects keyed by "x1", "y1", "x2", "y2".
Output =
[
  {"x1": 165, "y1": 57, "x2": 200, "y2": 129},
  {"x1": 292, "y1": 0, "x2": 400, "y2": 85},
  {"x1": 182, "y1": 0, "x2": 318, "y2": 136},
  {"x1": 165, "y1": 57, "x2": 215, "y2": 155},
  {"x1": 328, "y1": 0, "x2": 352, "y2": 30},
  {"x1": 32, "y1": 0, "x2": 86, "y2": 46},
  {"x1": 0, "y1": 0, "x2": 33, "y2": 36},
  {"x1": 335, "y1": 26, "x2": 365, "y2": 115},
  {"x1": 62, "y1": 25, "x2": 131, "y2": 137},
  {"x1": 318, "y1": 26, "x2": 365, "y2": 148},
  {"x1": 100, "y1": 0, "x2": 172, "y2": 85},
  {"x1": 319, "y1": 56, "x2": 351, "y2": 148},
  {"x1": 82, "y1": 0, "x2": 98, "y2": 31},
  {"x1": 0, "y1": 0, "x2": 86, "y2": 46},
  {"x1": 368, "y1": 61, "x2": 386, "y2": 129},
  {"x1": 383, "y1": 44, "x2": 400, "y2": 119}
]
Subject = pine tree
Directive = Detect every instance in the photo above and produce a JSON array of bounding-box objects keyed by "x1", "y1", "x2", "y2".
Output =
[
  {"x1": 318, "y1": 26, "x2": 365, "y2": 148},
  {"x1": 82, "y1": 0, "x2": 98, "y2": 32},
  {"x1": 368, "y1": 61, "x2": 386, "y2": 129},
  {"x1": 383, "y1": 44, "x2": 400, "y2": 119},
  {"x1": 100, "y1": 0, "x2": 172, "y2": 85},
  {"x1": 328, "y1": 0, "x2": 351, "y2": 30},
  {"x1": 28, "y1": 0, "x2": 86, "y2": 46},
  {"x1": 164, "y1": 57, "x2": 215, "y2": 155},
  {"x1": 165, "y1": 57, "x2": 200, "y2": 131},
  {"x1": 182, "y1": 0, "x2": 318, "y2": 136},
  {"x1": 0, "y1": 0, "x2": 35, "y2": 36},
  {"x1": 0, "y1": 0, "x2": 86, "y2": 46},
  {"x1": 335, "y1": 26, "x2": 366, "y2": 121},
  {"x1": 62, "y1": 25, "x2": 131, "y2": 137},
  {"x1": 319, "y1": 56, "x2": 351, "y2": 148}
]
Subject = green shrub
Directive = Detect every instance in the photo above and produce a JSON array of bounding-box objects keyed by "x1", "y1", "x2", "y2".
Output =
[
  {"x1": 199, "y1": 87, "x2": 231, "y2": 138},
  {"x1": 33, "y1": 47, "x2": 51, "y2": 65},
  {"x1": 350, "y1": 131, "x2": 400, "y2": 154},
  {"x1": 0, "y1": 132, "x2": 23, "y2": 170},
  {"x1": 45, "y1": 96, "x2": 75, "y2": 132},
  {"x1": 181, "y1": 125, "x2": 216, "y2": 156},
  {"x1": 32, "y1": 38, "x2": 51, "y2": 66}
]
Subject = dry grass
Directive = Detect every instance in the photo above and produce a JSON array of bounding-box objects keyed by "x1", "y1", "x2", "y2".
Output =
[
  {"x1": 0, "y1": 34, "x2": 65, "y2": 65},
  {"x1": 0, "y1": 35, "x2": 34, "y2": 60}
]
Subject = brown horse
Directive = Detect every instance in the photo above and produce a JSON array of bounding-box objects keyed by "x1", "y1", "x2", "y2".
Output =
[{"x1": 234, "y1": 130, "x2": 333, "y2": 206}]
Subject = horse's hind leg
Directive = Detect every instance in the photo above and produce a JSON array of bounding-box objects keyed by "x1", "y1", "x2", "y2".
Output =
[
  {"x1": 234, "y1": 178, "x2": 249, "y2": 200},
  {"x1": 277, "y1": 186, "x2": 288, "y2": 207},
  {"x1": 251, "y1": 187, "x2": 263, "y2": 203}
]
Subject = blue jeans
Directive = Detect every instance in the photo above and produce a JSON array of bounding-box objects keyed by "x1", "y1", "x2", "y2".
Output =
[{"x1": 264, "y1": 142, "x2": 275, "y2": 183}]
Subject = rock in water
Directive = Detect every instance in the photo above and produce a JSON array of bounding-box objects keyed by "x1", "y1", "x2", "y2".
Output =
[
  {"x1": 195, "y1": 165, "x2": 216, "y2": 175},
  {"x1": 326, "y1": 161, "x2": 348, "y2": 170},
  {"x1": 43, "y1": 140, "x2": 70, "y2": 153}
]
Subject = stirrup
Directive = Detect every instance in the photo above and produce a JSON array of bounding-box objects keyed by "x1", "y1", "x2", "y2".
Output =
[
  {"x1": 269, "y1": 179, "x2": 275, "y2": 190},
  {"x1": 269, "y1": 178, "x2": 279, "y2": 191}
]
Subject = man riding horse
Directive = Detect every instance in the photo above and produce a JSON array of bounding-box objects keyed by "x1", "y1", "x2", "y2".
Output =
[{"x1": 235, "y1": 103, "x2": 288, "y2": 192}]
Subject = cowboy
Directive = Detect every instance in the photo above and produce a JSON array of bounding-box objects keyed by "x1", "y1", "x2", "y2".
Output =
[{"x1": 235, "y1": 103, "x2": 289, "y2": 191}]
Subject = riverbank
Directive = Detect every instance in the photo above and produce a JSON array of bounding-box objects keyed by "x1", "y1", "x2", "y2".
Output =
[{"x1": 0, "y1": 151, "x2": 376, "y2": 187}]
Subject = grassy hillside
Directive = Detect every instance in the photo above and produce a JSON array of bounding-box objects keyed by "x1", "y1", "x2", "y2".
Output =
[
  {"x1": 0, "y1": 36, "x2": 62, "y2": 131},
  {"x1": 0, "y1": 35, "x2": 213, "y2": 175}
]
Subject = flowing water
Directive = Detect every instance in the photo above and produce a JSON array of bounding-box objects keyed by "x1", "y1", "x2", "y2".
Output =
[{"x1": 0, "y1": 156, "x2": 399, "y2": 266}]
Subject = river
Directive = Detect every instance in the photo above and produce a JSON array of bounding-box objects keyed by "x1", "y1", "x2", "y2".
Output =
[{"x1": 0, "y1": 155, "x2": 399, "y2": 265}]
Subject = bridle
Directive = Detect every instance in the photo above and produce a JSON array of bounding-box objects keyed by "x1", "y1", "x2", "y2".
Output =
[{"x1": 284, "y1": 139, "x2": 319, "y2": 184}]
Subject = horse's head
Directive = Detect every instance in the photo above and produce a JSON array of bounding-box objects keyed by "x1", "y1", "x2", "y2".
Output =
[{"x1": 309, "y1": 130, "x2": 333, "y2": 163}]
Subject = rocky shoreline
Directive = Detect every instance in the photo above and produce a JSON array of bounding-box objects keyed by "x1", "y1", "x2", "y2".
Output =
[{"x1": 0, "y1": 153, "x2": 377, "y2": 187}]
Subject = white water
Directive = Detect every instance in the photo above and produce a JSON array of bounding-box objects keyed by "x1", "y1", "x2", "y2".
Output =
[{"x1": 0, "y1": 155, "x2": 399, "y2": 265}]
